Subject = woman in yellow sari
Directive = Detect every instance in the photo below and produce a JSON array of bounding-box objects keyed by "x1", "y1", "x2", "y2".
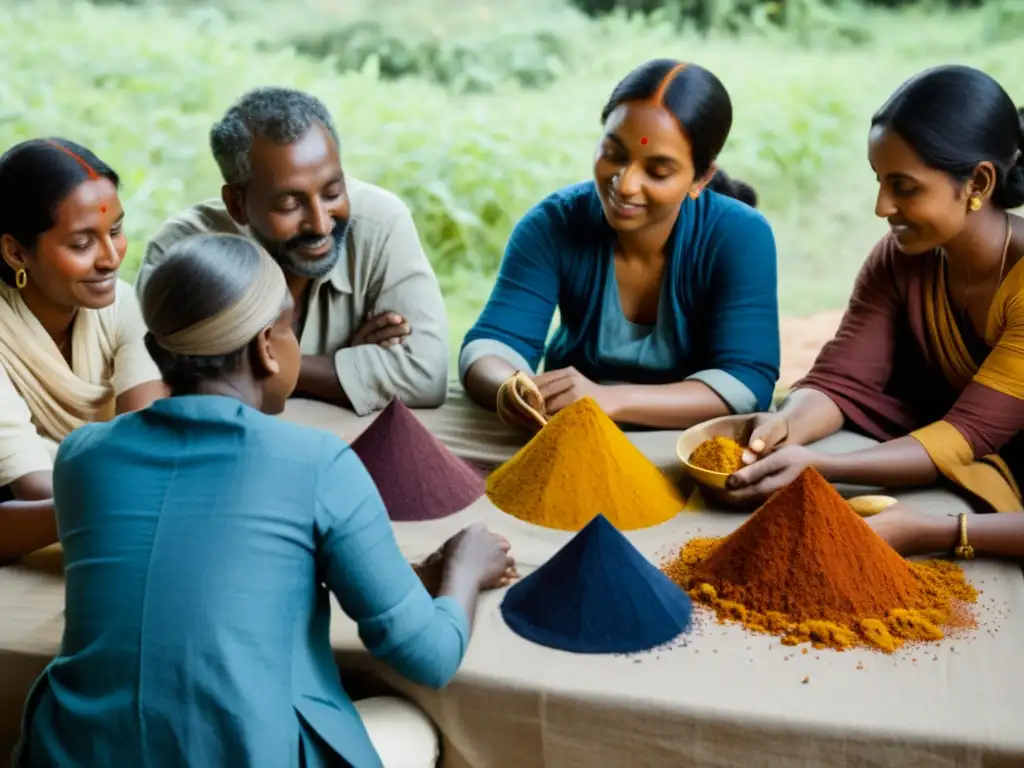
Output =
[
  {"x1": 725, "y1": 65, "x2": 1024, "y2": 523},
  {"x1": 0, "y1": 139, "x2": 165, "y2": 562}
]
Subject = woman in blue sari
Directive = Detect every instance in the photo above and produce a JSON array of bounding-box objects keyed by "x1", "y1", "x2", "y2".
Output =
[
  {"x1": 460, "y1": 59, "x2": 780, "y2": 430},
  {"x1": 15, "y1": 233, "x2": 516, "y2": 768}
]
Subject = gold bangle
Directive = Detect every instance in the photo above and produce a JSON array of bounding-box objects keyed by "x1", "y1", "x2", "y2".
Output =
[{"x1": 954, "y1": 513, "x2": 975, "y2": 561}]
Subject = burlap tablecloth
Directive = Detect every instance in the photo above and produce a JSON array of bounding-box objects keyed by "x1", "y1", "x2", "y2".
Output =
[
  {"x1": 281, "y1": 386, "x2": 692, "y2": 485},
  {"x1": 2, "y1": 389, "x2": 1022, "y2": 766}
]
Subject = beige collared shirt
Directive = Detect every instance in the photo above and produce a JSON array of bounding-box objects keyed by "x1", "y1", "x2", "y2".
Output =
[{"x1": 136, "y1": 177, "x2": 450, "y2": 416}]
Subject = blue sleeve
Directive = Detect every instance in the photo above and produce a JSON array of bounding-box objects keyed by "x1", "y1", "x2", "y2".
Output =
[
  {"x1": 313, "y1": 439, "x2": 470, "y2": 690},
  {"x1": 459, "y1": 200, "x2": 562, "y2": 379},
  {"x1": 697, "y1": 207, "x2": 780, "y2": 411}
]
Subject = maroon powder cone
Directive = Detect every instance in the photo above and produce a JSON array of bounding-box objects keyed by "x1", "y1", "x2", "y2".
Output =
[{"x1": 351, "y1": 399, "x2": 485, "y2": 521}]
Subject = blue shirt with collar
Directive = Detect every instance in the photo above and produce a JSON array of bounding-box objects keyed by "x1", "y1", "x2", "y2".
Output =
[{"x1": 16, "y1": 395, "x2": 468, "y2": 768}]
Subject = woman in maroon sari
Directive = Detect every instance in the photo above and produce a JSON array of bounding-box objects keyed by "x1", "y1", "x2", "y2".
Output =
[{"x1": 726, "y1": 65, "x2": 1024, "y2": 555}]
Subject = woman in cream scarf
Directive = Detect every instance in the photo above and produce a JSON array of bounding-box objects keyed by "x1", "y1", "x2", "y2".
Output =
[{"x1": 0, "y1": 139, "x2": 165, "y2": 562}]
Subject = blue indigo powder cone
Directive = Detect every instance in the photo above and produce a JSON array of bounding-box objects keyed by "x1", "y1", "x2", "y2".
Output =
[{"x1": 501, "y1": 514, "x2": 693, "y2": 653}]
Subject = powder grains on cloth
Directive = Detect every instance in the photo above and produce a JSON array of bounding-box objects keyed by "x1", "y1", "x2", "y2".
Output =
[
  {"x1": 486, "y1": 397, "x2": 683, "y2": 531},
  {"x1": 351, "y1": 399, "x2": 484, "y2": 521},
  {"x1": 689, "y1": 436, "x2": 744, "y2": 474},
  {"x1": 501, "y1": 514, "x2": 693, "y2": 653},
  {"x1": 661, "y1": 467, "x2": 978, "y2": 653}
]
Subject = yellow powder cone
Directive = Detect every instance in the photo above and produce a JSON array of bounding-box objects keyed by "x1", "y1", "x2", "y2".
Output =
[{"x1": 486, "y1": 397, "x2": 684, "y2": 531}]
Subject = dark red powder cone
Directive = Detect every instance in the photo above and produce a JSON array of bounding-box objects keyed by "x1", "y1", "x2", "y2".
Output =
[{"x1": 351, "y1": 399, "x2": 485, "y2": 521}]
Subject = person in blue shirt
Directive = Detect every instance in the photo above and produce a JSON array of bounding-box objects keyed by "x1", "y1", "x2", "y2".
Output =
[
  {"x1": 461, "y1": 59, "x2": 780, "y2": 430},
  {"x1": 14, "y1": 233, "x2": 516, "y2": 768}
]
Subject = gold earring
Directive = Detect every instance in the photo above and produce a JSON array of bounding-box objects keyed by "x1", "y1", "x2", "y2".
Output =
[
  {"x1": 969, "y1": 196, "x2": 982, "y2": 212},
  {"x1": 14, "y1": 269, "x2": 26, "y2": 290}
]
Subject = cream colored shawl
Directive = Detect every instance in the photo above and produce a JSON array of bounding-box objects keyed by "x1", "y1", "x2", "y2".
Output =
[{"x1": 0, "y1": 283, "x2": 117, "y2": 442}]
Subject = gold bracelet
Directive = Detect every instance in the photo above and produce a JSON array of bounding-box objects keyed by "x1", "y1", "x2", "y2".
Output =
[{"x1": 954, "y1": 513, "x2": 975, "y2": 561}]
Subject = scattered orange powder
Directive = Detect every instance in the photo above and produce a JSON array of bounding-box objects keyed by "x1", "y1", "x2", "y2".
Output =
[
  {"x1": 661, "y1": 468, "x2": 978, "y2": 653},
  {"x1": 688, "y1": 436, "x2": 744, "y2": 474}
]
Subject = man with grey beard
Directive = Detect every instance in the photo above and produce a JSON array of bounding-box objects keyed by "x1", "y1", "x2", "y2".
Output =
[{"x1": 137, "y1": 87, "x2": 449, "y2": 415}]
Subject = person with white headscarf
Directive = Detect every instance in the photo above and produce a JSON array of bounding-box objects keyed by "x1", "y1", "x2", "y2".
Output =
[{"x1": 14, "y1": 233, "x2": 516, "y2": 768}]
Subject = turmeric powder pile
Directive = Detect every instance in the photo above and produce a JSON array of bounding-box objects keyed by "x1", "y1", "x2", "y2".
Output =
[
  {"x1": 486, "y1": 397, "x2": 683, "y2": 531},
  {"x1": 661, "y1": 467, "x2": 977, "y2": 653},
  {"x1": 689, "y1": 436, "x2": 744, "y2": 474}
]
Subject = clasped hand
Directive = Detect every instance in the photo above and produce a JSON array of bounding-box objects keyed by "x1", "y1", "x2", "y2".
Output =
[{"x1": 351, "y1": 312, "x2": 410, "y2": 348}]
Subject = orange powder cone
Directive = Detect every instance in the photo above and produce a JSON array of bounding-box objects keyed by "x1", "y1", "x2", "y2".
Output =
[
  {"x1": 486, "y1": 397, "x2": 683, "y2": 531},
  {"x1": 688, "y1": 467, "x2": 921, "y2": 623}
]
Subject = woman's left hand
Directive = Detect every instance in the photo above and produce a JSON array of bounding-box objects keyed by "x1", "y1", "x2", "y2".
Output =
[
  {"x1": 534, "y1": 367, "x2": 616, "y2": 416},
  {"x1": 722, "y1": 444, "x2": 820, "y2": 507}
]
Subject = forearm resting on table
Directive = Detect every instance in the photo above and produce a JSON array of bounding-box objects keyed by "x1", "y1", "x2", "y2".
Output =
[
  {"x1": 608, "y1": 380, "x2": 731, "y2": 429},
  {"x1": 815, "y1": 435, "x2": 939, "y2": 488},
  {"x1": 0, "y1": 498, "x2": 57, "y2": 563},
  {"x1": 296, "y1": 354, "x2": 351, "y2": 407},
  {"x1": 776, "y1": 388, "x2": 845, "y2": 445},
  {"x1": 437, "y1": 563, "x2": 483, "y2": 635},
  {"x1": 464, "y1": 356, "x2": 519, "y2": 410},
  {"x1": 364, "y1": 572, "x2": 470, "y2": 690},
  {"x1": 908, "y1": 512, "x2": 1024, "y2": 559}
]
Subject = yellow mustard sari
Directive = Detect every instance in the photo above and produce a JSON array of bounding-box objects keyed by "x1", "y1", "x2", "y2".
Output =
[{"x1": 911, "y1": 252, "x2": 1024, "y2": 512}]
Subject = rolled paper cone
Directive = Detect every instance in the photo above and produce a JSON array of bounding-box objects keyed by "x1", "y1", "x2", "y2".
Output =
[{"x1": 507, "y1": 372, "x2": 548, "y2": 429}]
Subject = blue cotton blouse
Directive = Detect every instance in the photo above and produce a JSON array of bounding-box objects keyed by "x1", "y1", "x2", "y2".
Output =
[
  {"x1": 459, "y1": 181, "x2": 781, "y2": 412},
  {"x1": 15, "y1": 395, "x2": 469, "y2": 768}
]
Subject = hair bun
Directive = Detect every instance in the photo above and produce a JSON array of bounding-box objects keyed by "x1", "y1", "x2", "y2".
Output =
[
  {"x1": 1017, "y1": 107, "x2": 1024, "y2": 157},
  {"x1": 707, "y1": 168, "x2": 759, "y2": 208},
  {"x1": 994, "y1": 110, "x2": 1024, "y2": 210},
  {"x1": 727, "y1": 176, "x2": 759, "y2": 208}
]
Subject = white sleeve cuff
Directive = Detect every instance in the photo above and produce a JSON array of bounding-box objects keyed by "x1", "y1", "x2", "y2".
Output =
[
  {"x1": 685, "y1": 369, "x2": 758, "y2": 414},
  {"x1": 458, "y1": 339, "x2": 534, "y2": 386}
]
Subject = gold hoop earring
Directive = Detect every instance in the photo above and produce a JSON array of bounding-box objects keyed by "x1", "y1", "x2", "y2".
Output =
[
  {"x1": 969, "y1": 196, "x2": 982, "y2": 212},
  {"x1": 14, "y1": 269, "x2": 26, "y2": 290}
]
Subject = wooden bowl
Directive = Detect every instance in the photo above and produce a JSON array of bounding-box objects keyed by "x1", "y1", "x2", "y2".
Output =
[{"x1": 675, "y1": 415, "x2": 757, "y2": 490}]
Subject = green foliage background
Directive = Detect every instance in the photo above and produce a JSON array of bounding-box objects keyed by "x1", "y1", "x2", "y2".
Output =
[{"x1": 1, "y1": 0, "x2": 1022, "y2": 355}]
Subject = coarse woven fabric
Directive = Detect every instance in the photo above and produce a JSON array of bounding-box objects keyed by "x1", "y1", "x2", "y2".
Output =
[
  {"x1": 3, "y1": 430, "x2": 1024, "y2": 767},
  {"x1": 279, "y1": 385, "x2": 695, "y2": 487},
  {"x1": 501, "y1": 514, "x2": 692, "y2": 653}
]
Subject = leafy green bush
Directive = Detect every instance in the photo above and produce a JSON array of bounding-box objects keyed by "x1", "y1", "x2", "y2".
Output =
[
  {"x1": 983, "y1": 0, "x2": 1024, "y2": 43},
  {"x1": 281, "y1": 22, "x2": 570, "y2": 94},
  {"x1": 0, "y1": 0, "x2": 1020, "y2": 344},
  {"x1": 569, "y1": 0, "x2": 982, "y2": 28}
]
